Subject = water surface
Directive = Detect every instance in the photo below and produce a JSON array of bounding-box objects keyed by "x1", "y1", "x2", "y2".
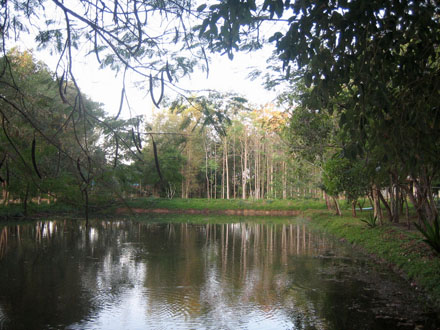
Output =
[{"x1": 0, "y1": 218, "x2": 437, "y2": 329}]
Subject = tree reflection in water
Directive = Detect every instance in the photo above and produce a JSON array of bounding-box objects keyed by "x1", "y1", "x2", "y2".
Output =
[{"x1": 0, "y1": 219, "x2": 436, "y2": 330}]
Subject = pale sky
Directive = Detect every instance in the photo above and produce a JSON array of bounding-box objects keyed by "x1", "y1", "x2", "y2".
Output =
[
  {"x1": 10, "y1": 2, "x2": 282, "y2": 121},
  {"x1": 12, "y1": 40, "x2": 280, "y2": 120},
  {"x1": 71, "y1": 47, "x2": 280, "y2": 120}
]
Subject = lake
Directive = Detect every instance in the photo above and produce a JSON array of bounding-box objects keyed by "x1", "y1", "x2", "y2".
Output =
[{"x1": 0, "y1": 217, "x2": 438, "y2": 329}]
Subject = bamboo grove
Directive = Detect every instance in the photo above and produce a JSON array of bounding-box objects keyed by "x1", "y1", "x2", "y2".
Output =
[{"x1": 136, "y1": 100, "x2": 322, "y2": 200}]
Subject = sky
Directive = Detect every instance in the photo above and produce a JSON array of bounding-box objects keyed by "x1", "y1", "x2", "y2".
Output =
[
  {"x1": 70, "y1": 47, "x2": 280, "y2": 120},
  {"x1": 16, "y1": 34, "x2": 280, "y2": 121},
  {"x1": 9, "y1": 1, "x2": 284, "y2": 121}
]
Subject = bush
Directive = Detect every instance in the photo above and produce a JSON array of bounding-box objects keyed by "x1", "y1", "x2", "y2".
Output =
[
  {"x1": 360, "y1": 213, "x2": 378, "y2": 228},
  {"x1": 414, "y1": 216, "x2": 440, "y2": 256}
]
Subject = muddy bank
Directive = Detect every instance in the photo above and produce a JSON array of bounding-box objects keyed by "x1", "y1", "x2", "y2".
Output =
[{"x1": 115, "y1": 207, "x2": 302, "y2": 216}]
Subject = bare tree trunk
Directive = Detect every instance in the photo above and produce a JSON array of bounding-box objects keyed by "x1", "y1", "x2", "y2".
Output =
[
  {"x1": 282, "y1": 160, "x2": 287, "y2": 200},
  {"x1": 378, "y1": 189, "x2": 392, "y2": 222},
  {"x1": 389, "y1": 174, "x2": 401, "y2": 223},
  {"x1": 270, "y1": 156, "x2": 274, "y2": 198},
  {"x1": 184, "y1": 144, "x2": 191, "y2": 198},
  {"x1": 371, "y1": 185, "x2": 383, "y2": 225},
  {"x1": 204, "y1": 139, "x2": 210, "y2": 199},
  {"x1": 324, "y1": 192, "x2": 332, "y2": 210},
  {"x1": 242, "y1": 134, "x2": 248, "y2": 200},
  {"x1": 233, "y1": 134, "x2": 236, "y2": 199},
  {"x1": 261, "y1": 142, "x2": 265, "y2": 199},
  {"x1": 225, "y1": 137, "x2": 230, "y2": 199},
  {"x1": 266, "y1": 146, "x2": 270, "y2": 198},
  {"x1": 332, "y1": 196, "x2": 342, "y2": 216},
  {"x1": 221, "y1": 140, "x2": 225, "y2": 199},
  {"x1": 214, "y1": 143, "x2": 217, "y2": 199},
  {"x1": 254, "y1": 139, "x2": 259, "y2": 199}
]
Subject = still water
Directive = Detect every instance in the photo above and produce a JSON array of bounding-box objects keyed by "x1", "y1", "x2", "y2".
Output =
[{"x1": 0, "y1": 218, "x2": 438, "y2": 330}]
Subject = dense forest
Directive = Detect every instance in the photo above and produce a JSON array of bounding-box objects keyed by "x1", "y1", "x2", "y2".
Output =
[{"x1": 0, "y1": 0, "x2": 439, "y2": 231}]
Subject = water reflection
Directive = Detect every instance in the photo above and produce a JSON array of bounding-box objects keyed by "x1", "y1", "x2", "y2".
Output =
[{"x1": 0, "y1": 219, "x2": 437, "y2": 330}]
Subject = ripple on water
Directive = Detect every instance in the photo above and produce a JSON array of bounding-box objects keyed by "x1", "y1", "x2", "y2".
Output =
[
  {"x1": 146, "y1": 286, "x2": 202, "y2": 321},
  {"x1": 0, "y1": 306, "x2": 8, "y2": 330}
]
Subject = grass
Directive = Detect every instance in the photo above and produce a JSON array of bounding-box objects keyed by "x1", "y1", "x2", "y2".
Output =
[
  {"x1": 115, "y1": 213, "x2": 303, "y2": 225},
  {"x1": 117, "y1": 197, "x2": 327, "y2": 212},
  {"x1": 0, "y1": 197, "x2": 328, "y2": 218},
  {"x1": 305, "y1": 209, "x2": 440, "y2": 307}
]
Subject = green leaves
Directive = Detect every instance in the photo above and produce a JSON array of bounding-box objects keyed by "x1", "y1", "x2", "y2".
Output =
[
  {"x1": 414, "y1": 216, "x2": 440, "y2": 256},
  {"x1": 360, "y1": 213, "x2": 378, "y2": 228}
]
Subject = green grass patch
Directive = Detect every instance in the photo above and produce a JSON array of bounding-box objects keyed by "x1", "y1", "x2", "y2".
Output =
[
  {"x1": 0, "y1": 197, "x2": 327, "y2": 220},
  {"x1": 113, "y1": 213, "x2": 302, "y2": 225},
  {"x1": 116, "y1": 197, "x2": 327, "y2": 212},
  {"x1": 305, "y1": 209, "x2": 440, "y2": 307}
]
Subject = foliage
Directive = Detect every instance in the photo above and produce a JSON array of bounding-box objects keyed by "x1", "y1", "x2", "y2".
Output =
[
  {"x1": 198, "y1": 0, "x2": 440, "y2": 223},
  {"x1": 322, "y1": 157, "x2": 367, "y2": 200},
  {"x1": 280, "y1": 83, "x2": 337, "y2": 165},
  {"x1": 170, "y1": 92, "x2": 248, "y2": 137},
  {"x1": 414, "y1": 216, "x2": 440, "y2": 256},
  {"x1": 0, "y1": 49, "x2": 146, "y2": 217},
  {"x1": 360, "y1": 213, "x2": 378, "y2": 229}
]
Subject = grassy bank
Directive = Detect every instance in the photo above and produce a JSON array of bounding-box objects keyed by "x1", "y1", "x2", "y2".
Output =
[
  {"x1": 0, "y1": 197, "x2": 327, "y2": 220},
  {"x1": 305, "y1": 209, "x2": 440, "y2": 307},
  {"x1": 119, "y1": 197, "x2": 327, "y2": 212}
]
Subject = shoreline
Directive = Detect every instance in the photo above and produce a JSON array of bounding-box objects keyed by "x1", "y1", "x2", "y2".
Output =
[{"x1": 115, "y1": 207, "x2": 302, "y2": 216}]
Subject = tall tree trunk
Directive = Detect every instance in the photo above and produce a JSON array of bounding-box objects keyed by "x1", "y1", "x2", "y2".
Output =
[
  {"x1": 254, "y1": 139, "x2": 259, "y2": 199},
  {"x1": 270, "y1": 157, "x2": 274, "y2": 198},
  {"x1": 204, "y1": 139, "x2": 210, "y2": 199},
  {"x1": 183, "y1": 143, "x2": 191, "y2": 198},
  {"x1": 221, "y1": 140, "x2": 225, "y2": 199},
  {"x1": 266, "y1": 146, "x2": 270, "y2": 198},
  {"x1": 378, "y1": 189, "x2": 392, "y2": 222},
  {"x1": 388, "y1": 174, "x2": 400, "y2": 223},
  {"x1": 371, "y1": 185, "x2": 383, "y2": 225},
  {"x1": 225, "y1": 137, "x2": 230, "y2": 199},
  {"x1": 242, "y1": 134, "x2": 248, "y2": 200},
  {"x1": 214, "y1": 143, "x2": 217, "y2": 199},
  {"x1": 233, "y1": 135, "x2": 236, "y2": 199},
  {"x1": 282, "y1": 160, "x2": 287, "y2": 200},
  {"x1": 261, "y1": 142, "x2": 265, "y2": 199}
]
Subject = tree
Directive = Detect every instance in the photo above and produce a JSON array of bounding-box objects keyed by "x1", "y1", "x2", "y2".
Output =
[
  {"x1": 0, "y1": 49, "x2": 140, "y2": 219},
  {"x1": 0, "y1": 1, "x2": 209, "y2": 215},
  {"x1": 197, "y1": 0, "x2": 440, "y2": 223},
  {"x1": 127, "y1": 111, "x2": 186, "y2": 198}
]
